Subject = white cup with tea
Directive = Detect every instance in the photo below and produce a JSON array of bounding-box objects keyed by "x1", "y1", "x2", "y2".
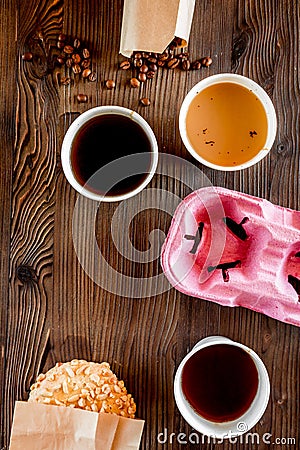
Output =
[
  {"x1": 174, "y1": 336, "x2": 270, "y2": 439},
  {"x1": 61, "y1": 106, "x2": 158, "y2": 201},
  {"x1": 179, "y1": 73, "x2": 277, "y2": 171}
]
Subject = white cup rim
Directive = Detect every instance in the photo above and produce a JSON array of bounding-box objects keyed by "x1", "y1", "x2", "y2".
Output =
[
  {"x1": 179, "y1": 73, "x2": 277, "y2": 171},
  {"x1": 61, "y1": 106, "x2": 158, "y2": 202},
  {"x1": 174, "y1": 336, "x2": 270, "y2": 438}
]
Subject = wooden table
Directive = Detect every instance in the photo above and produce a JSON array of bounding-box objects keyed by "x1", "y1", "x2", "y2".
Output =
[{"x1": 1, "y1": 1, "x2": 299, "y2": 448}]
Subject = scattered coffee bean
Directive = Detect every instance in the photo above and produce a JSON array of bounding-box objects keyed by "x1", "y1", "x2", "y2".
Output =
[
  {"x1": 77, "y1": 94, "x2": 88, "y2": 103},
  {"x1": 140, "y1": 97, "x2": 151, "y2": 106},
  {"x1": 191, "y1": 60, "x2": 201, "y2": 70},
  {"x1": 81, "y1": 59, "x2": 91, "y2": 69},
  {"x1": 88, "y1": 72, "x2": 97, "y2": 82},
  {"x1": 140, "y1": 64, "x2": 149, "y2": 73},
  {"x1": 22, "y1": 52, "x2": 33, "y2": 61},
  {"x1": 148, "y1": 56, "x2": 157, "y2": 64},
  {"x1": 148, "y1": 63, "x2": 157, "y2": 72},
  {"x1": 73, "y1": 38, "x2": 81, "y2": 49},
  {"x1": 130, "y1": 77, "x2": 140, "y2": 88},
  {"x1": 138, "y1": 72, "x2": 147, "y2": 82},
  {"x1": 82, "y1": 68, "x2": 92, "y2": 78},
  {"x1": 58, "y1": 33, "x2": 67, "y2": 41},
  {"x1": 57, "y1": 40, "x2": 65, "y2": 49},
  {"x1": 72, "y1": 53, "x2": 81, "y2": 64},
  {"x1": 134, "y1": 52, "x2": 142, "y2": 59},
  {"x1": 158, "y1": 52, "x2": 169, "y2": 61},
  {"x1": 142, "y1": 52, "x2": 149, "y2": 59},
  {"x1": 72, "y1": 64, "x2": 81, "y2": 74},
  {"x1": 82, "y1": 48, "x2": 90, "y2": 58},
  {"x1": 119, "y1": 60, "x2": 131, "y2": 70},
  {"x1": 64, "y1": 45, "x2": 74, "y2": 54},
  {"x1": 134, "y1": 58, "x2": 143, "y2": 68},
  {"x1": 60, "y1": 76, "x2": 71, "y2": 86},
  {"x1": 106, "y1": 79, "x2": 115, "y2": 89},
  {"x1": 201, "y1": 56, "x2": 213, "y2": 67},
  {"x1": 167, "y1": 57, "x2": 179, "y2": 69},
  {"x1": 181, "y1": 59, "x2": 190, "y2": 71}
]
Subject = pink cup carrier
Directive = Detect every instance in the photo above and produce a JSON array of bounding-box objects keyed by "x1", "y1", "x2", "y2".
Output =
[{"x1": 161, "y1": 187, "x2": 300, "y2": 327}]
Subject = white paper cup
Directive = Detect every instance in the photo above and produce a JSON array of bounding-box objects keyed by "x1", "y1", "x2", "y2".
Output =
[
  {"x1": 179, "y1": 74, "x2": 277, "y2": 171},
  {"x1": 61, "y1": 106, "x2": 158, "y2": 202},
  {"x1": 174, "y1": 336, "x2": 270, "y2": 439}
]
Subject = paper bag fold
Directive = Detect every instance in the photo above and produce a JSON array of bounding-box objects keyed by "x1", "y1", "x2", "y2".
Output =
[{"x1": 120, "y1": 0, "x2": 196, "y2": 57}]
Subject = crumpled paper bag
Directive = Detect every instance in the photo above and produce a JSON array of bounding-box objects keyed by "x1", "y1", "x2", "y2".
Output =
[
  {"x1": 9, "y1": 402, "x2": 144, "y2": 450},
  {"x1": 120, "y1": 0, "x2": 196, "y2": 56}
]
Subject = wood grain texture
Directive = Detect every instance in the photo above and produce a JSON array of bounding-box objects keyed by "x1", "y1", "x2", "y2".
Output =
[{"x1": 1, "y1": 0, "x2": 300, "y2": 449}]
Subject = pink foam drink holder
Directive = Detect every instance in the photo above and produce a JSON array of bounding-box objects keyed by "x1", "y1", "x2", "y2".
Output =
[{"x1": 161, "y1": 187, "x2": 300, "y2": 327}]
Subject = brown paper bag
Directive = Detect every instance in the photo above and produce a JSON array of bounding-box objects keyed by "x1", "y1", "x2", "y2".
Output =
[
  {"x1": 9, "y1": 402, "x2": 144, "y2": 450},
  {"x1": 120, "y1": 0, "x2": 196, "y2": 56}
]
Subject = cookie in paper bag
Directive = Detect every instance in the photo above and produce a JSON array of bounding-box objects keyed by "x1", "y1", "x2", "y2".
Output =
[{"x1": 28, "y1": 360, "x2": 136, "y2": 418}]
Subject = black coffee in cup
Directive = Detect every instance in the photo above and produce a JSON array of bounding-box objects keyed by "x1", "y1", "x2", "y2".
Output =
[
  {"x1": 70, "y1": 114, "x2": 153, "y2": 196},
  {"x1": 181, "y1": 344, "x2": 259, "y2": 422}
]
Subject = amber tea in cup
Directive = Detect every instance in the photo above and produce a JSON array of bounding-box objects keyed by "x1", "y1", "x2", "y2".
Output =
[{"x1": 179, "y1": 74, "x2": 277, "y2": 171}]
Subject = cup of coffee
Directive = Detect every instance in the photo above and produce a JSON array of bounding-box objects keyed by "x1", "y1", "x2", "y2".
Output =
[
  {"x1": 179, "y1": 74, "x2": 277, "y2": 171},
  {"x1": 61, "y1": 106, "x2": 158, "y2": 201},
  {"x1": 174, "y1": 336, "x2": 270, "y2": 438}
]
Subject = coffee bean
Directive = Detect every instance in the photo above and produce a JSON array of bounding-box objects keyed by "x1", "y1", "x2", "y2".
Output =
[
  {"x1": 72, "y1": 64, "x2": 81, "y2": 74},
  {"x1": 56, "y1": 56, "x2": 65, "y2": 65},
  {"x1": 106, "y1": 79, "x2": 115, "y2": 89},
  {"x1": 119, "y1": 60, "x2": 131, "y2": 70},
  {"x1": 82, "y1": 68, "x2": 92, "y2": 78},
  {"x1": 57, "y1": 40, "x2": 65, "y2": 49},
  {"x1": 157, "y1": 60, "x2": 166, "y2": 67},
  {"x1": 201, "y1": 56, "x2": 213, "y2": 67},
  {"x1": 134, "y1": 52, "x2": 142, "y2": 59},
  {"x1": 142, "y1": 52, "x2": 149, "y2": 59},
  {"x1": 22, "y1": 52, "x2": 33, "y2": 61},
  {"x1": 148, "y1": 63, "x2": 157, "y2": 72},
  {"x1": 73, "y1": 38, "x2": 81, "y2": 48},
  {"x1": 130, "y1": 77, "x2": 140, "y2": 88},
  {"x1": 158, "y1": 52, "x2": 169, "y2": 61},
  {"x1": 66, "y1": 58, "x2": 73, "y2": 68},
  {"x1": 81, "y1": 59, "x2": 91, "y2": 69},
  {"x1": 88, "y1": 72, "x2": 97, "y2": 82},
  {"x1": 58, "y1": 33, "x2": 67, "y2": 41},
  {"x1": 140, "y1": 64, "x2": 148, "y2": 73},
  {"x1": 140, "y1": 97, "x2": 151, "y2": 106},
  {"x1": 148, "y1": 56, "x2": 157, "y2": 64},
  {"x1": 191, "y1": 60, "x2": 201, "y2": 70},
  {"x1": 167, "y1": 57, "x2": 179, "y2": 69},
  {"x1": 138, "y1": 72, "x2": 147, "y2": 82},
  {"x1": 60, "y1": 76, "x2": 71, "y2": 85},
  {"x1": 82, "y1": 48, "x2": 90, "y2": 58},
  {"x1": 72, "y1": 53, "x2": 81, "y2": 64},
  {"x1": 181, "y1": 59, "x2": 190, "y2": 71},
  {"x1": 146, "y1": 71, "x2": 155, "y2": 79},
  {"x1": 64, "y1": 45, "x2": 74, "y2": 54},
  {"x1": 77, "y1": 94, "x2": 88, "y2": 103}
]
